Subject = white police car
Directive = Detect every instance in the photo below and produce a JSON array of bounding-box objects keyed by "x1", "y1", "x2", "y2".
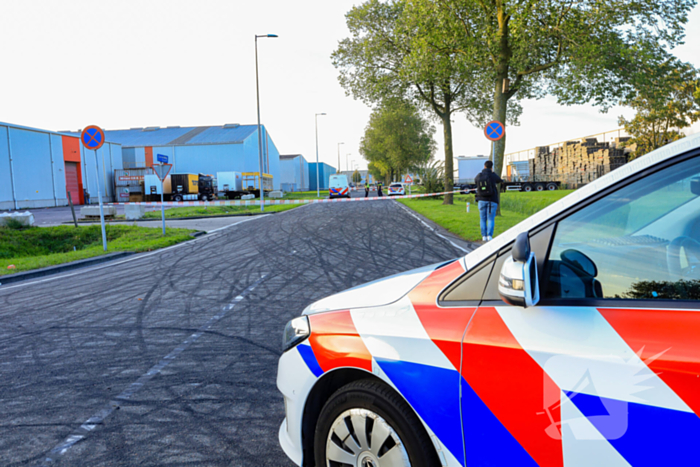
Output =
[{"x1": 278, "y1": 133, "x2": 700, "y2": 466}]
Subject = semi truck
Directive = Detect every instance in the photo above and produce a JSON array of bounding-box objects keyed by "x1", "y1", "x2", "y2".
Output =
[
  {"x1": 144, "y1": 173, "x2": 215, "y2": 202},
  {"x1": 454, "y1": 156, "x2": 560, "y2": 193}
]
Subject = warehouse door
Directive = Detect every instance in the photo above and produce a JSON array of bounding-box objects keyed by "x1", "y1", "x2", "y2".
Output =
[{"x1": 65, "y1": 162, "x2": 82, "y2": 205}]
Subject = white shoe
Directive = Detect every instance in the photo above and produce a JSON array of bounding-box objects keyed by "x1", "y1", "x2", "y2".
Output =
[
  {"x1": 482, "y1": 236, "x2": 487, "y2": 241},
  {"x1": 487, "y1": 236, "x2": 493, "y2": 241}
]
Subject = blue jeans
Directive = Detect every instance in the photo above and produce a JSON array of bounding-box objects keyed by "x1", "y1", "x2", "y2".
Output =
[{"x1": 478, "y1": 201, "x2": 498, "y2": 237}]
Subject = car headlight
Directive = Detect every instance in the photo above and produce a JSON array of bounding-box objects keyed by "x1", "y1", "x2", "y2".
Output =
[{"x1": 282, "y1": 316, "x2": 311, "y2": 352}]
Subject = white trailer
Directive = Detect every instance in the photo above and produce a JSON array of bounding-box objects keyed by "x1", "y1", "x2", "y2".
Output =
[
  {"x1": 456, "y1": 156, "x2": 489, "y2": 184},
  {"x1": 216, "y1": 171, "x2": 245, "y2": 199}
]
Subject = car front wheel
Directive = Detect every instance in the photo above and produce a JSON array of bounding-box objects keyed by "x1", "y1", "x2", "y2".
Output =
[{"x1": 314, "y1": 379, "x2": 440, "y2": 467}]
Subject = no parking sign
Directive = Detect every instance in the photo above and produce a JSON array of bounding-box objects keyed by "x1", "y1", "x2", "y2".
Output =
[{"x1": 81, "y1": 125, "x2": 106, "y2": 151}]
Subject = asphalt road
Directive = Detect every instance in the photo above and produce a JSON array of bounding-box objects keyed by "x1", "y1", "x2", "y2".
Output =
[{"x1": 0, "y1": 199, "x2": 474, "y2": 466}]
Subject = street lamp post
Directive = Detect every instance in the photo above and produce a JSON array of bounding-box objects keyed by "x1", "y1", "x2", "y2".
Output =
[
  {"x1": 255, "y1": 33, "x2": 278, "y2": 212},
  {"x1": 315, "y1": 113, "x2": 326, "y2": 197},
  {"x1": 337, "y1": 142, "x2": 344, "y2": 174}
]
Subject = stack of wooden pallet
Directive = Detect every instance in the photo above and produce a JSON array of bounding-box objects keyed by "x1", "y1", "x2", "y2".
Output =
[{"x1": 527, "y1": 137, "x2": 631, "y2": 187}]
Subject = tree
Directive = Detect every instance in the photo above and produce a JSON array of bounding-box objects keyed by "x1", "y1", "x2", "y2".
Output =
[
  {"x1": 405, "y1": 0, "x2": 696, "y2": 176},
  {"x1": 619, "y1": 62, "x2": 700, "y2": 158},
  {"x1": 333, "y1": 0, "x2": 499, "y2": 204},
  {"x1": 359, "y1": 100, "x2": 437, "y2": 184},
  {"x1": 352, "y1": 170, "x2": 363, "y2": 183}
]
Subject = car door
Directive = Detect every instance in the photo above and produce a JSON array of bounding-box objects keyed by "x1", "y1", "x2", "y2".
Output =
[{"x1": 461, "y1": 152, "x2": 700, "y2": 466}]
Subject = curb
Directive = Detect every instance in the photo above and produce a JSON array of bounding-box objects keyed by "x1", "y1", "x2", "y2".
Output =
[
  {"x1": 394, "y1": 201, "x2": 479, "y2": 254},
  {"x1": 68, "y1": 210, "x2": 278, "y2": 224},
  {"x1": 0, "y1": 252, "x2": 135, "y2": 286}
]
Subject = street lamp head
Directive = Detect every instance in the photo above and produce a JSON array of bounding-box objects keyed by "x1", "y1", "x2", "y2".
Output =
[
  {"x1": 267, "y1": 34, "x2": 278, "y2": 38},
  {"x1": 256, "y1": 34, "x2": 278, "y2": 38},
  {"x1": 316, "y1": 113, "x2": 327, "y2": 116}
]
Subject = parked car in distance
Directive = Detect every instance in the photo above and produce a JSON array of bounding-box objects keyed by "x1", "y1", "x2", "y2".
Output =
[
  {"x1": 277, "y1": 133, "x2": 700, "y2": 467},
  {"x1": 388, "y1": 183, "x2": 406, "y2": 196}
]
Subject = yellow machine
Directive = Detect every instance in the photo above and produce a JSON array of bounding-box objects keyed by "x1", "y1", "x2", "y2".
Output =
[{"x1": 241, "y1": 172, "x2": 273, "y2": 196}]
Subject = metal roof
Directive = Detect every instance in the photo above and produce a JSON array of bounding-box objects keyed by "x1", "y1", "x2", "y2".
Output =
[
  {"x1": 280, "y1": 154, "x2": 304, "y2": 160},
  {"x1": 65, "y1": 124, "x2": 260, "y2": 148}
]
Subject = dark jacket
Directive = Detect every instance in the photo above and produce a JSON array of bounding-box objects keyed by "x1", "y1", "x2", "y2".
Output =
[{"x1": 474, "y1": 168, "x2": 502, "y2": 203}]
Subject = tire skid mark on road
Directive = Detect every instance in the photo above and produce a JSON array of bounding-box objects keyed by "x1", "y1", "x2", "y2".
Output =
[{"x1": 39, "y1": 274, "x2": 268, "y2": 466}]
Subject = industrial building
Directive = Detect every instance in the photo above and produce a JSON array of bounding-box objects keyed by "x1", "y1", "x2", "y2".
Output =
[
  {"x1": 1, "y1": 121, "x2": 123, "y2": 210},
  {"x1": 309, "y1": 162, "x2": 337, "y2": 191},
  {"x1": 90, "y1": 124, "x2": 282, "y2": 190},
  {"x1": 279, "y1": 154, "x2": 309, "y2": 192}
]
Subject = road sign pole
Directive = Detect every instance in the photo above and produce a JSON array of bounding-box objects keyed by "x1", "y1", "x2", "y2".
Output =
[
  {"x1": 161, "y1": 179, "x2": 166, "y2": 236},
  {"x1": 93, "y1": 149, "x2": 108, "y2": 251}
]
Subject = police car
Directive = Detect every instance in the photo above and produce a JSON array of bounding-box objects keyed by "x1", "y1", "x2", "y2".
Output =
[
  {"x1": 278, "y1": 133, "x2": 700, "y2": 466},
  {"x1": 388, "y1": 183, "x2": 406, "y2": 196}
]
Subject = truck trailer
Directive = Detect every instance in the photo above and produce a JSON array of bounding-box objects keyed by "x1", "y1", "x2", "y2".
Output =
[
  {"x1": 144, "y1": 173, "x2": 215, "y2": 202},
  {"x1": 216, "y1": 171, "x2": 246, "y2": 199},
  {"x1": 454, "y1": 157, "x2": 560, "y2": 193}
]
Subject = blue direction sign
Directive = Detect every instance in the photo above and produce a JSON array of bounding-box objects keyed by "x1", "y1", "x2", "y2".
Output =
[
  {"x1": 484, "y1": 120, "x2": 505, "y2": 141},
  {"x1": 157, "y1": 154, "x2": 169, "y2": 163},
  {"x1": 81, "y1": 125, "x2": 105, "y2": 150}
]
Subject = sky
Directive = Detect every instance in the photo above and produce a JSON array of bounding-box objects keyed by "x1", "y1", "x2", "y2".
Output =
[{"x1": 0, "y1": 0, "x2": 698, "y2": 171}]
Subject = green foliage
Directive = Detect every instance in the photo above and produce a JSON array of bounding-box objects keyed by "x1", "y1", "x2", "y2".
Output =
[
  {"x1": 360, "y1": 100, "x2": 436, "y2": 184},
  {"x1": 418, "y1": 159, "x2": 445, "y2": 194},
  {"x1": 333, "y1": 0, "x2": 498, "y2": 204},
  {"x1": 619, "y1": 62, "x2": 700, "y2": 158},
  {"x1": 336, "y1": 0, "x2": 697, "y2": 185},
  {"x1": 2, "y1": 218, "x2": 27, "y2": 230},
  {"x1": 0, "y1": 225, "x2": 196, "y2": 274},
  {"x1": 352, "y1": 170, "x2": 363, "y2": 183},
  {"x1": 619, "y1": 280, "x2": 700, "y2": 300}
]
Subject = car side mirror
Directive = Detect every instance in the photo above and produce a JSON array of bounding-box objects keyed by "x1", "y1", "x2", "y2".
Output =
[{"x1": 498, "y1": 232, "x2": 540, "y2": 308}]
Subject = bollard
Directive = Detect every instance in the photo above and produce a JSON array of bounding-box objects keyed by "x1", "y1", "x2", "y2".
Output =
[{"x1": 466, "y1": 202, "x2": 470, "y2": 213}]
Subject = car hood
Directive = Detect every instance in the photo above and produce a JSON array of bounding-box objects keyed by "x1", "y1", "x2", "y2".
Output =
[{"x1": 302, "y1": 261, "x2": 453, "y2": 315}]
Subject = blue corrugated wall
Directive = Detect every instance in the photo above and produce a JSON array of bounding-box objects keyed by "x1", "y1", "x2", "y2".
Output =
[
  {"x1": 280, "y1": 156, "x2": 309, "y2": 191},
  {"x1": 80, "y1": 142, "x2": 123, "y2": 204},
  {"x1": 309, "y1": 162, "x2": 336, "y2": 191},
  {"x1": 1, "y1": 123, "x2": 68, "y2": 209}
]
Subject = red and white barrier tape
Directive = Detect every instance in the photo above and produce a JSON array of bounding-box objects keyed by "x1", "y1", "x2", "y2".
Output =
[{"x1": 107, "y1": 190, "x2": 464, "y2": 207}]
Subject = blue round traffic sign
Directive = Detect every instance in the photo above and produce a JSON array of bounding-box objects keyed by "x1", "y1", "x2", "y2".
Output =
[
  {"x1": 81, "y1": 125, "x2": 105, "y2": 150},
  {"x1": 484, "y1": 120, "x2": 505, "y2": 141}
]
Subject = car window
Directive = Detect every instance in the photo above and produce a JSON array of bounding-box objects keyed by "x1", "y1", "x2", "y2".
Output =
[
  {"x1": 545, "y1": 155, "x2": 700, "y2": 301},
  {"x1": 440, "y1": 257, "x2": 494, "y2": 304}
]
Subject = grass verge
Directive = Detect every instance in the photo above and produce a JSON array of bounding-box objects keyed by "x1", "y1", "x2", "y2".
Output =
[
  {"x1": 0, "y1": 224, "x2": 197, "y2": 275},
  {"x1": 138, "y1": 203, "x2": 300, "y2": 219},
  {"x1": 398, "y1": 190, "x2": 573, "y2": 242}
]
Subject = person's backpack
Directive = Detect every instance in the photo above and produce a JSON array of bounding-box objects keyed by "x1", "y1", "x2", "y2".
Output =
[{"x1": 476, "y1": 173, "x2": 493, "y2": 197}]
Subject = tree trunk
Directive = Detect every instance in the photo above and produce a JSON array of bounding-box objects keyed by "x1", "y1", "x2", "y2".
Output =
[
  {"x1": 442, "y1": 113, "x2": 454, "y2": 205},
  {"x1": 492, "y1": 81, "x2": 508, "y2": 178}
]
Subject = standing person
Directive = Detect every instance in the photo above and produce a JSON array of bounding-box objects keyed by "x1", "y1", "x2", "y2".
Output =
[
  {"x1": 474, "y1": 160, "x2": 502, "y2": 242},
  {"x1": 377, "y1": 181, "x2": 384, "y2": 197},
  {"x1": 365, "y1": 181, "x2": 370, "y2": 198}
]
